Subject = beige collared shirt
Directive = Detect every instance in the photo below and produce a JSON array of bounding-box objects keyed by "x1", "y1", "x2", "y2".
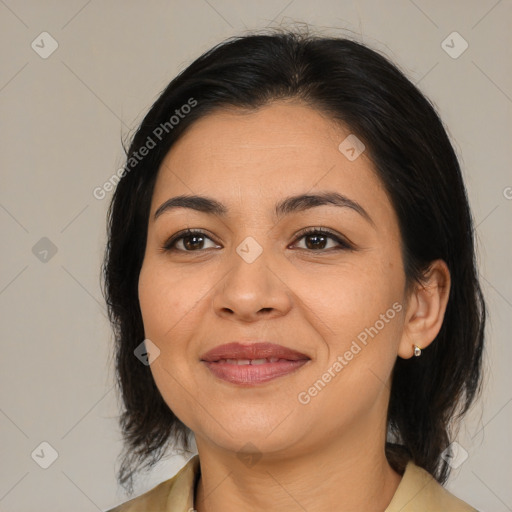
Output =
[{"x1": 106, "y1": 455, "x2": 477, "y2": 511}]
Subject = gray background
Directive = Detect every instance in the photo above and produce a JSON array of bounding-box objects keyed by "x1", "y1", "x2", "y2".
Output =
[{"x1": 1, "y1": 1, "x2": 511, "y2": 511}]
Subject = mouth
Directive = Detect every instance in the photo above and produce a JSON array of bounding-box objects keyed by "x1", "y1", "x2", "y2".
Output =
[{"x1": 200, "y1": 342, "x2": 311, "y2": 386}]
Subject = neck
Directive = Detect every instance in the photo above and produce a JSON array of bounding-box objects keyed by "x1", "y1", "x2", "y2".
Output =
[{"x1": 194, "y1": 417, "x2": 402, "y2": 512}]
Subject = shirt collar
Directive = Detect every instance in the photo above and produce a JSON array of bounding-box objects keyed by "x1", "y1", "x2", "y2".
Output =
[{"x1": 165, "y1": 454, "x2": 200, "y2": 511}]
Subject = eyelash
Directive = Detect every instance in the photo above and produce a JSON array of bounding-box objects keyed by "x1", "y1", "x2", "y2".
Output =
[{"x1": 162, "y1": 227, "x2": 354, "y2": 253}]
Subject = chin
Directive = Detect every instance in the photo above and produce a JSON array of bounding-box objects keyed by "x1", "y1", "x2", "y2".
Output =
[{"x1": 196, "y1": 421, "x2": 304, "y2": 457}]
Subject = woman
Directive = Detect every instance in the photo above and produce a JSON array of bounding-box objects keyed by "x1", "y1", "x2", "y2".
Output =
[{"x1": 103, "y1": 28, "x2": 485, "y2": 512}]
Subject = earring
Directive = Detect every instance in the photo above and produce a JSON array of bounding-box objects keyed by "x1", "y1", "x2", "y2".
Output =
[{"x1": 413, "y1": 345, "x2": 422, "y2": 357}]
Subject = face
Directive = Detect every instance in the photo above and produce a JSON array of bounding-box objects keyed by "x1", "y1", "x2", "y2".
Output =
[{"x1": 138, "y1": 101, "x2": 409, "y2": 459}]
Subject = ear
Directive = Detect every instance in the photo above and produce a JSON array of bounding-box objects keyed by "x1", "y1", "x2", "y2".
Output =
[{"x1": 398, "y1": 259, "x2": 451, "y2": 359}]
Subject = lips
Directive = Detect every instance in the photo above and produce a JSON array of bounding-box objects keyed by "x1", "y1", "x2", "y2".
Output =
[
  {"x1": 200, "y1": 342, "x2": 310, "y2": 362},
  {"x1": 200, "y1": 342, "x2": 310, "y2": 385}
]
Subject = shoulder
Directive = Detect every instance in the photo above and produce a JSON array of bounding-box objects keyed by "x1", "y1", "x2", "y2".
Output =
[
  {"x1": 105, "y1": 478, "x2": 175, "y2": 512},
  {"x1": 386, "y1": 461, "x2": 478, "y2": 512},
  {"x1": 104, "y1": 455, "x2": 200, "y2": 512}
]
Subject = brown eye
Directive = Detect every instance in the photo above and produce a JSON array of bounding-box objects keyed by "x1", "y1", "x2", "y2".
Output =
[
  {"x1": 163, "y1": 229, "x2": 218, "y2": 252},
  {"x1": 292, "y1": 228, "x2": 353, "y2": 251}
]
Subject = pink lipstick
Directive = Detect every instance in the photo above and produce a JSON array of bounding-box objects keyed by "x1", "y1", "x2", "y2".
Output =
[{"x1": 200, "y1": 342, "x2": 310, "y2": 385}]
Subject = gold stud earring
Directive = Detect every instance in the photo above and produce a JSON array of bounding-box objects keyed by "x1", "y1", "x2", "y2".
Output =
[{"x1": 413, "y1": 345, "x2": 422, "y2": 357}]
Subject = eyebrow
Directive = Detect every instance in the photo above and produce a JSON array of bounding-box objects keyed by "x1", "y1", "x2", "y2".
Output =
[{"x1": 154, "y1": 191, "x2": 375, "y2": 227}]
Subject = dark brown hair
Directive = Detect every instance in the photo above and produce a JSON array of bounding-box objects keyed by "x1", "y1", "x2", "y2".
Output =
[{"x1": 102, "y1": 28, "x2": 486, "y2": 494}]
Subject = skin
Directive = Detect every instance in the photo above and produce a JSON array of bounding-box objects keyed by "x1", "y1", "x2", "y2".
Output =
[{"x1": 138, "y1": 100, "x2": 451, "y2": 512}]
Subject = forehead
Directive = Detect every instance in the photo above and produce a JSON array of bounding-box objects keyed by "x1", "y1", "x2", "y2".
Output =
[
  {"x1": 162, "y1": 101, "x2": 345, "y2": 172},
  {"x1": 152, "y1": 101, "x2": 388, "y2": 219}
]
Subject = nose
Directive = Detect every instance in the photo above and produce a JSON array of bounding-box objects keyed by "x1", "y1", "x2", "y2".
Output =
[{"x1": 212, "y1": 246, "x2": 292, "y2": 322}]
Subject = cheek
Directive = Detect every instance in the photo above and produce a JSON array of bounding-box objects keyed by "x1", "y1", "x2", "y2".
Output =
[
  {"x1": 138, "y1": 258, "x2": 206, "y2": 341},
  {"x1": 138, "y1": 260, "x2": 204, "y2": 428},
  {"x1": 291, "y1": 261, "x2": 402, "y2": 343},
  {"x1": 292, "y1": 259, "x2": 404, "y2": 403}
]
